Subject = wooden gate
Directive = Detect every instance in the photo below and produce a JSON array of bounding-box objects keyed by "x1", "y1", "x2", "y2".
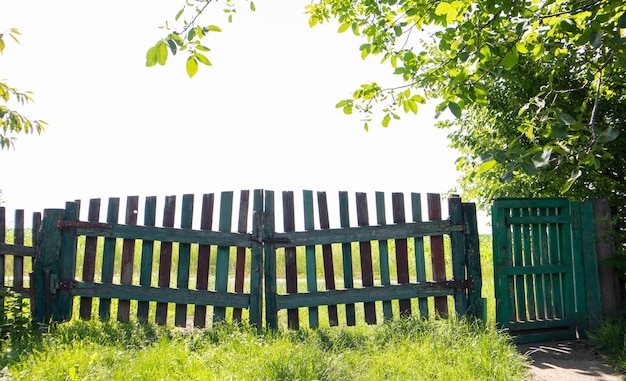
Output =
[{"x1": 492, "y1": 198, "x2": 602, "y2": 343}]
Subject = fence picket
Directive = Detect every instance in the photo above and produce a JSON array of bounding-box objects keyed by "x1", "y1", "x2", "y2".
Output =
[
  {"x1": 13, "y1": 210, "x2": 24, "y2": 292},
  {"x1": 80, "y1": 199, "x2": 101, "y2": 320},
  {"x1": 317, "y1": 192, "x2": 338, "y2": 326},
  {"x1": 375, "y1": 192, "x2": 393, "y2": 320},
  {"x1": 213, "y1": 191, "x2": 233, "y2": 322},
  {"x1": 118, "y1": 196, "x2": 139, "y2": 323},
  {"x1": 156, "y1": 196, "x2": 176, "y2": 325},
  {"x1": 137, "y1": 196, "x2": 157, "y2": 322},
  {"x1": 194, "y1": 193, "x2": 214, "y2": 327},
  {"x1": 356, "y1": 192, "x2": 376, "y2": 324},
  {"x1": 99, "y1": 198, "x2": 120, "y2": 320},
  {"x1": 428, "y1": 193, "x2": 448, "y2": 316},
  {"x1": 175, "y1": 194, "x2": 194, "y2": 327},
  {"x1": 411, "y1": 193, "x2": 429, "y2": 317},
  {"x1": 232, "y1": 190, "x2": 250, "y2": 322},
  {"x1": 303, "y1": 190, "x2": 319, "y2": 328},
  {"x1": 283, "y1": 191, "x2": 299, "y2": 329},
  {"x1": 339, "y1": 191, "x2": 356, "y2": 326},
  {"x1": 392, "y1": 193, "x2": 411, "y2": 316}
]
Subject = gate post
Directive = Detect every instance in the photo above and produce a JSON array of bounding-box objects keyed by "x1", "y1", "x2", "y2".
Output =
[
  {"x1": 462, "y1": 202, "x2": 485, "y2": 320},
  {"x1": 55, "y1": 202, "x2": 79, "y2": 322},
  {"x1": 32, "y1": 208, "x2": 64, "y2": 323},
  {"x1": 592, "y1": 198, "x2": 622, "y2": 318}
]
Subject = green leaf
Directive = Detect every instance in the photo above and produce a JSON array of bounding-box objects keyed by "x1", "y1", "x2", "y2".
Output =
[
  {"x1": 157, "y1": 41, "x2": 168, "y2": 65},
  {"x1": 382, "y1": 114, "x2": 391, "y2": 127},
  {"x1": 515, "y1": 42, "x2": 529, "y2": 54},
  {"x1": 476, "y1": 159, "x2": 497, "y2": 174},
  {"x1": 194, "y1": 52, "x2": 212, "y2": 66},
  {"x1": 0, "y1": 39, "x2": 5, "y2": 54},
  {"x1": 434, "y1": 2, "x2": 451, "y2": 16},
  {"x1": 561, "y1": 169, "x2": 582, "y2": 194},
  {"x1": 448, "y1": 102, "x2": 462, "y2": 118},
  {"x1": 557, "y1": 113, "x2": 577, "y2": 126},
  {"x1": 599, "y1": 127, "x2": 619, "y2": 142},
  {"x1": 146, "y1": 45, "x2": 158, "y2": 67},
  {"x1": 250, "y1": 1, "x2": 256, "y2": 11},
  {"x1": 166, "y1": 39, "x2": 178, "y2": 55},
  {"x1": 195, "y1": 45, "x2": 210, "y2": 52},
  {"x1": 618, "y1": 11, "x2": 626, "y2": 28},
  {"x1": 175, "y1": 7, "x2": 185, "y2": 21},
  {"x1": 208, "y1": 25, "x2": 222, "y2": 32},
  {"x1": 338, "y1": 23, "x2": 350, "y2": 33},
  {"x1": 532, "y1": 148, "x2": 552, "y2": 168},
  {"x1": 186, "y1": 56, "x2": 199, "y2": 78},
  {"x1": 501, "y1": 50, "x2": 519, "y2": 69},
  {"x1": 590, "y1": 30, "x2": 602, "y2": 48}
]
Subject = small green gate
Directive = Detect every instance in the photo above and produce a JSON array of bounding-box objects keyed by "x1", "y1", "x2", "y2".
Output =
[{"x1": 492, "y1": 198, "x2": 602, "y2": 343}]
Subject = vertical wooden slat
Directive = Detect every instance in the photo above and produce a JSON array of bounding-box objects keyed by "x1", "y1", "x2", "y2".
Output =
[
  {"x1": 392, "y1": 193, "x2": 412, "y2": 316},
  {"x1": 264, "y1": 191, "x2": 278, "y2": 329},
  {"x1": 80, "y1": 199, "x2": 101, "y2": 320},
  {"x1": 411, "y1": 193, "x2": 429, "y2": 317},
  {"x1": 521, "y1": 208, "x2": 536, "y2": 321},
  {"x1": 282, "y1": 191, "x2": 299, "y2": 329},
  {"x1": 213, "y1": 191, "x2": 233, "y2": 323},
  {"x1": 533, "y1": 208, "x2": 548, "y2": 320},
  {"x1": 492, "y1": 200, "x2": 511, "y2": 328},
  {"x1": 56, "y1": 202, "x2": 79, "y2": 322},
  {"x1": 512, "y1": 208, "x2": 525, "y2": 321},
  {"x1": 547, "y1": 207, "x2": 564, "y2": 319},
  {"x1": 99, "y1": 198, "x2": 120, "y2": 320},
  {"x1": 338, "y1": 191, "x2": 356, "y2": 326},
  {"x1": 118, "y1": 196, "x2": 139, "y2": 323},
  {"x1": 317, "y1": 192, "x2": 338, "y2": 326},
  {"x1": 558, "y1": 205, "x2": 574, "y2": 320},
  {"x1": 156, "y1": 196, "x2": 176, "y2": 325},
  {"x1": 175, "y1": 194, "x2": 194, "y2": 327},
  {"x1": 375, "y1": 192, "x2": 393, "y2": 320},
  {"x1": 13, "y1": 210, "x2": 24, "y2": 291},
  {"x1": 427, "y1": 193, "x2": 448, "y2": 316},
  {"x1": 462, "y1": 202, "x2": 485, "y2": 320},
  {"x1": 194, "y1": 194, "x2": 214, "y2": 327},
  {"x1": 137, "y1": 196, "x2": 156, "y2": 322},
  {"x1": 31, "y1": 212, "x2": 42, "y2": 298},
  {"x1": 232, "y1": 190, "x2": 250, "y2": 322},
  {"x1": 591, "y1": 199, "x2": 621, "y2": 319},
  {"x1": 248, "y1": 189, "x2": 264, "y2": 327},
  {"x1": 448, "y1": 197, "x2": 468, "y2": 316},
  {"x1": 303, "y1": 190, "x2": 319, "y2": 328},
  {"x1": 570, "y1": 202, "x2": 590, "y2": 333},
  {"x1": 356, "y1": 193, "x2": 376, "y2": 324}
]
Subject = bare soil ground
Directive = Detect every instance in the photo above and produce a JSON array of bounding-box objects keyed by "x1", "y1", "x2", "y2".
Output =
[{"x1": 518, "y1": 340, "x2": 624, "y2": 381}]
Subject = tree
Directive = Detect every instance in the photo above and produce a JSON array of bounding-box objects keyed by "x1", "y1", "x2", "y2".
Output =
[
  {"x1": 151, "y1": 1, "x2": 626, "y2": 201},
  {"x1": 1, "y1": 28, "x2": 46, "y2": 150}
]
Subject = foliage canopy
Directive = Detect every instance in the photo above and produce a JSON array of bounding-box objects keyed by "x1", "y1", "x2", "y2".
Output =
[{"x1": 152, "y1": 0, "x2": 626, "y2": 206}]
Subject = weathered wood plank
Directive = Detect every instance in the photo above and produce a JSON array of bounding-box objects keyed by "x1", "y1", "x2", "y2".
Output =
[
  {"x1": 503, "y1": 264, "x2": 572, "y2": 276},
  {"x1": 175, "y1": 194, "x2": 194, "y2": 327},
  {"x1": 547, "y1": 207, "x2": 565, "y2": 319},
  {"x1": 137, "y1": 196, "x2": 156, "y2": 322},
  {"x1": 303, "y1": 190, "x2": 319, "y2": 328},
  {"x1": 156, "y1": 196, "x2": 176, "y2": 325},
  {"x1": 13, "y1": 210, "x2": 24, "y2": 291},
  {"x1": 80, "y1": 199, "x2": 101, "y2": 320},
  {"x1": 492, "y1": 200, "x2": 511, "y2": 328},
  {"x1": 506, "y1": 215, "x2": 570, "y2": 224},
  {"x1": 428, "y1": 193, "x2": 448, "y2": 315},
  {"x1": 448, "y1": 197, "x2": 468, "y2": 316},
  {"x1": 521, "y1": 208, "x2": 536, "y2": 321},
  {"x1": 194, "y1": 193, "x2": 214, "y2": 327},
  {"x1": 248, "y1": 189, "x2": 264, "y2": 326},
  {"x1": 75, "y1": 223, "x2": 252, "y2": 248},
  {"x1": 283, "y1": 191, "x2": 299, "y2": 329},
  {"x1": 392, "y1": 193, "x2": 411, "y2": 316},
  {"x1": 494, "y1": 199, "x2": 569, "y2": 209},
  {"x1": 592, "y1": 199, "x2": 622, "y2": 318},
  {"x1": 512, "y1": 208, "x2": 526, "y2": 321},
  {"x1": 118, "y1": 196, "x2": 139, "y2": 323},
  {"x1": 232, "y1": 190, "x2": 250, "y2": 322},
  {"x1": 317, "y1": 192, "x2": 338, "y2": 326},
  {"x1": 270, "y1": 220, "x2": 463, "y2": 248},
  {"x1": 530, "y1": 208, "x2": 546, "y2": 320},
  {"x1": 339, "y1": 191, "x2": 356, "y2": 326},
  {"x1": 0, "y1": 243, "x2": 36, "y2": 256},
  {"x1": 57, "y1": 202, "x2": 79, "y2": 321},
  {"x1": 275, "y1": 281, "x2": 464, "y2": 310},
  {"x1": 356, "y1": 193, "x2": 376, "y2": 324},
  {"x1": 411, "y1": 193, "x2": 429, "y2": 317},
  {"x1": 375, "y1": 192, "x2": 393, "y2": 320},
  {"x1": 463, "y1": 202, "x2": 485, "y2": 319},
  {"x1": 72, "y1": 282, "x2": 249, "y2": 308},
  {"x1": 213, "y1": 191, "x2": 233, "y2": 322},
  {"x1": 99, "y1": 198, "x2": 120, "y2": 320},
  {"x1": 264, "y1": 191, "x2": 278, "y2": 329}
]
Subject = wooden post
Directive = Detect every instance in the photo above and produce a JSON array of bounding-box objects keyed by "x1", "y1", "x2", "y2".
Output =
[
  {"x1": 55, "y1": 202, "x2": 79, "y2": 322},
  {"x1": 462, "y1": 202, "x2": 485, "y2": 320},
  {"x1": 448, "y1": 196, "x2": 468, "y2": 316},
  {"x1": 264, "y1": 191, "x2": 278, "y2": 329},
  {"x1": 592, "y1": 198, "x2": 622, "y2": 318},
  {"x1": 248, "y1": 189, "x2": 264, "y2": 327},
  {"x1": 32, "y1": 209, "x2": 64, "y2": 323}
]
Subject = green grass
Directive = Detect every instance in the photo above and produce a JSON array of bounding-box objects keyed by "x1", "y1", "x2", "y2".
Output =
[
  {"x1": 2, "y1": 317, "x2": 528, "y2": 380},
  {"x1": 589, "y1": 318, "x2": 626, "y2": 373}
]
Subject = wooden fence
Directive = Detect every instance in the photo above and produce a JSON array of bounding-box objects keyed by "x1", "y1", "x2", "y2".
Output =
[{"x1": 3, "y1": 190, "x2": 484, "y2": 329}]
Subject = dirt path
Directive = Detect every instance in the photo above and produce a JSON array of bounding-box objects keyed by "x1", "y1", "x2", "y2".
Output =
[{"x1": 518, "y1": 340, "x2": 624, "y2": 381}]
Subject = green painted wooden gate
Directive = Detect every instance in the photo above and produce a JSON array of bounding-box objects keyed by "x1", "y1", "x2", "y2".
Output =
[{"x1": 492, "y1": 198, "x2": 603, "y2": 343}]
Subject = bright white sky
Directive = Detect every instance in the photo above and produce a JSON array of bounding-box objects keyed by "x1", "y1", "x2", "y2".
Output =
[{"x1": 1, "y1": 1, "x2": 475, "y2": 228}]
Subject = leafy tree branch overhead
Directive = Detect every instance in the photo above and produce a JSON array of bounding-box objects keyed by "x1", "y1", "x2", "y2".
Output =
[
  {"x1": 150, "y1": 0, "x2": 626, "y2": 197},
  {"x1": 0, "y1": 28, "x2": 46, "y2": 150}
]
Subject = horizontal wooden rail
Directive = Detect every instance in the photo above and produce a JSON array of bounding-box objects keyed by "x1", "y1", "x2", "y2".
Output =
[
  {"x1": 273, "y1": 220, "x2": 464, "y2": 248},
  {"x1": 71, "y1": 282, "x2": 249, "y2": 308},
  {"x1": 506, "y1": 215, "x2": 571, "y2": 224},
  {"x1": 508, "y1": 318, "x2": 577, "y2": 331},
  {"x1": 494, "y1": 198, "x2": 570, "y2": 208},
  {"x1": 64, "y1": 221, "x2": 254, "y2": 248},
  {"x1": 275, "y1": 280, "x2": 467, "y2": 310},
  {"x1": 0, "y1": 243, "x2": 37, "y2": 257},
  {"x1": 503, "y1": 264, "x2": 571, "y2": 276}
]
